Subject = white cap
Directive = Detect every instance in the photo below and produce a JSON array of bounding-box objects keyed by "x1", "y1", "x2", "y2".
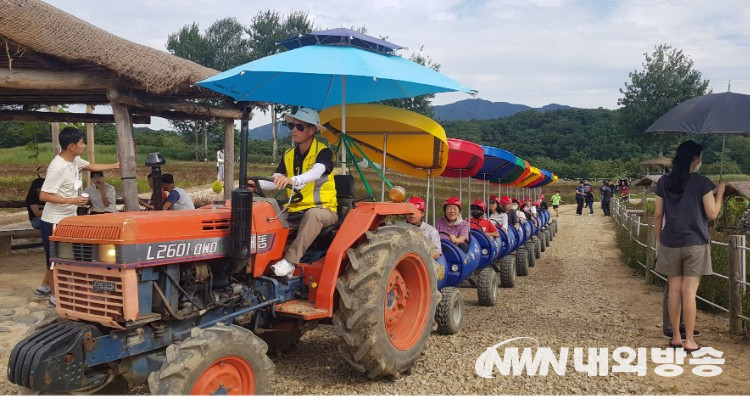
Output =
[{"x1": 283, "y1": 107, "x2": 327, "y2": 131}]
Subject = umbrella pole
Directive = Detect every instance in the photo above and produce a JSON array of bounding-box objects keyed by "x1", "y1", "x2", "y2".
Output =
[
  {"x1": 425, "y1": 171, "x2": 431, "y2": 222},
  {"x1": 340, "y1": 76, "x2": 347, "y2": 175},
  {"x1": 381, "y1": 134, "x2": 388, "y2": 201},
  {"x1": 459, "y1": 171, "x2": 463, "y2": 206},
  {"x1": 432, "y1": 175, "x2": 437, "y2": 225},
  {"x1": 720, "y1": 135, "x2": 726, "y2": 182},
  {"x1": 467, "y1": 177, "x2": 471, "y2": 219}
]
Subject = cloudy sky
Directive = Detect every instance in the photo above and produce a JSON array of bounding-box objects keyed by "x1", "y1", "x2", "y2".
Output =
[{"x1": 45, "y1": 0, "x2": 750, "y2": 128}]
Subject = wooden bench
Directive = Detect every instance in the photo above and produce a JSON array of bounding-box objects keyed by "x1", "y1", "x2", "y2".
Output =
[{"x1": 0, "y1": 228, "x2": 41, "y2": 257}]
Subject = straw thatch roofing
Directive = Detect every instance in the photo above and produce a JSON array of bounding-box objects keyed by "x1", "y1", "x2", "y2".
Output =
[
  {"x1": 0, "y1": 0, "x2": 220, "y2": 105},
  {"x1": 634, "y1": 175, "x2": 662, "y2": 187},
  {"x1": 639, "y1": 157, "x2": 672, "y2": 167},
  {"x1": 725, "y1": 181, "x2": 750, "y2": 199}
]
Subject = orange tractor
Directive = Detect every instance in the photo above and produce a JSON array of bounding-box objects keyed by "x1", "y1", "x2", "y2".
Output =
[{"x1": 8, "y1": 115, "x2": 440, "y2": 394}]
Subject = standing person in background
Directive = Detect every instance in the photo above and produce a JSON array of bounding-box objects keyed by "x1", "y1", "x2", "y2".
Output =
[
  {"x1": 620, "y1": 179, "x2": 630, "y2": 202},
  {"x1": 550, "y1": 190, "x2": 562, "y2": 218},
  {"x1": 654, "y1": 140, "x2": 724, "y2": 351},
  {"x1": 139, "y1": 172, "x2": 168, "y2": 210},
  {"x1": 37, "y1": 127, "x2": 119, "y2": 306},
  {"x1": 161, "y1": 174, "x2": 195, "y2": 211},
  {"x1": 25, "y1": 177, "x2": 45, "y2": 229},
  {"x1": 600, "y1": 180, "x2": 612, "y2": 216},
  {"x1": 216, "y1": 147, "x2": 225, "y2": 184},
  {"x1": 83, "y1": 171, "x2": 116, "y2": 214},
  {"x1": 575, "y1": 181, "x2": 585, "y2": 216}
]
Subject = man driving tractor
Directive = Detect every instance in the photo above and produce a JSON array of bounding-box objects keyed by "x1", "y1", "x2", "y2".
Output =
[{"x1": 249, "y1": 107, "x2": 338, "y2": 278}]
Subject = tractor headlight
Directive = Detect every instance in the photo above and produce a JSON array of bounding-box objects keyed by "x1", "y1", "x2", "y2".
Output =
[
  {"x1": 450, "y1": 264, "x2": 459, "y2": 272},
  {"x1": 98, "y1": 244, "x2": 117, "y2": 264},
  {"x1": 56, "y1": 242, "x2": 73, "y2": 259},
  {"x1": 482, "y1": 248, "x2": 489, "y2": 255}
]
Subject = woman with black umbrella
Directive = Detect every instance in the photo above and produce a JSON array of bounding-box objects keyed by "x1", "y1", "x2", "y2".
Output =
[{"x1": 653, "y1": 140, "x2": 725, "y2": 351}]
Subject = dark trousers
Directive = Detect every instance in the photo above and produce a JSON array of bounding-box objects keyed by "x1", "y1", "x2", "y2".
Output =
[
  {"x1": 40, "y1": 220, "x2": 53, "y2": 270},
  {"x1": 601, "y1": 199, "x2": 611, "y2": 216},
  {"x1": 575, "y1": 197, "x2": 584, "y2": 215}
]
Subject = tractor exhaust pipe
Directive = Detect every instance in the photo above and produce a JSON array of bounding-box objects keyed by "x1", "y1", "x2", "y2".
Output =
[{"x1": 229, "y1": 105, "x2": 253, "y2": 274}]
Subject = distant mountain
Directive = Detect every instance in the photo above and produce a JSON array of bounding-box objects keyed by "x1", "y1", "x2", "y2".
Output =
[
  {"x1": 433, "y1": 98, "x2": 574, "y2": 121},
  {"x1": 247, "y1": 99, "x2": 575, "y2": 140},
  {"x1": 250, "y1": 122, "x2": 289, "y2": 141}
]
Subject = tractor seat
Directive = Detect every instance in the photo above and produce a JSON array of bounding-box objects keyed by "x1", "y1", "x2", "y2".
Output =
[{"x1": 299, "y1": 175, "x2": 355, "y2": 263}]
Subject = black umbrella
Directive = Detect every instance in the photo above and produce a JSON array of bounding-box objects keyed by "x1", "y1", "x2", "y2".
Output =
[
  {"x1": 646, "y1": 92, "x2": 750, "y2": 134},
  {"x1": 646, "y1": 91, "x2": 750, "y2": 179}
]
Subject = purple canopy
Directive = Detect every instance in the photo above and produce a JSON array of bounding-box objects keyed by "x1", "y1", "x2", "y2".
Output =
[{"x1": 279, "y1": 28, "x2": 404, "y2": 54}]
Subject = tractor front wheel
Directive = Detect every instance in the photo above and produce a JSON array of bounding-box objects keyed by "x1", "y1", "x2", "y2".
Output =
[
  {"x1": 148, "y1": 325, "x2": 274, "y2": 395},
  {"x1": 334, "y1": 225, "x2": 438, "y2": 378}
]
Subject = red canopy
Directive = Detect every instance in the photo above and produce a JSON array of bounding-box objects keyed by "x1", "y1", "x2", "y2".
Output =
[{"x1": 440, "y1": 138, "x2": 485, "y2": 178}]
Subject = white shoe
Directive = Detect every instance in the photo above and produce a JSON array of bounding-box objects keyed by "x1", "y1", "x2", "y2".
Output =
[
  {"x1": 270, "y1": 259, "x2": 295, "y2": 277},
  {"x1": 48, "y1": 295, "x2": 56, "y2": 307}
]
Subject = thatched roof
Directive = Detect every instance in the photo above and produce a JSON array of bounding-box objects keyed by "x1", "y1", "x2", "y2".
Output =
[
  {"x1": 640, "y1": 157, "x2": 672, "y2": 167},
  {"x1": 0, "y1": 0, "x2": 219, "y2": 103},
  {"x1": 634, "y1": 175, "x2": 662, "y2": 187},
  {"x1": 725, "y1": 181, "x2": 750, "y2": 199}
]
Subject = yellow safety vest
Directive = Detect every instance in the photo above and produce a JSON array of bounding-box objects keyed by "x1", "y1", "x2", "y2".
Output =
[{"x1": 283, "y1": 139, "x2": 337, "y2": 213}]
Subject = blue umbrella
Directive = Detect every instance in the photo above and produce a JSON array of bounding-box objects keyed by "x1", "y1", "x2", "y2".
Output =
[
  {"x1": 279, "y1": 28, "x2": 403, "y2": 54},
  {"x1": 198, "y1": 44, "x2": 475, "y2": 174},
  {"x1": 197, "y1": 45, "x2": 475, "y2": 109}
]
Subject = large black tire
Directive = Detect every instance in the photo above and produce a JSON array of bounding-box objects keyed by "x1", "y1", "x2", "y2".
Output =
[
  {"x1": 545, "y1": 229, "x2": 551, "y2": 246},
  {"x1": 476, "y1": 267, "x2": 499, "y2": 306},
  {"x1": 516, "y1": 248, "x2": 529, "y2": 276},
  {"x1": 533, "y1": 237, "x2": 541, "y2": 259},
  {"x1": 540, "y1": 232, "x2": 547, "y2": 252},
  {"x1": 334, "y1": 225, "x2": 439, "y2": 379},
  {"x1": 499, "y1": 255, "x2": 516, "y2": 288},
  {"x1": 435, "y1": 287, "x2": 463, "y2": 335},
  {"x1": 148, "y1": 324, "x2": 274, "y2": 395},
  {"x1": 527, "y1": 242, "x2": 536, "y2": 268}
]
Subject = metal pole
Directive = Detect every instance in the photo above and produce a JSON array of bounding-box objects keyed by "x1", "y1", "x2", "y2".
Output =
[
  {"x1": 720, "y1": 135, "x2": 726, "y2": 182},
  {"x1": 340, "y1": 76, "x2": 347, "y2": 175},
  {"x1": 425, "y1": 171, "x2": 431, "y2": 222},
  {"x1": 728, "y1": 235, "x2": 744, "y2": 335},
  {"x1": 381, "y1": 134, "x2": 388, "y2": 201}
]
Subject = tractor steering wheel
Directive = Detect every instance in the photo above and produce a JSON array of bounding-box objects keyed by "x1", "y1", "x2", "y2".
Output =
[{"x1": 247, "y1": 176, "x2": 303, "y2": 205}]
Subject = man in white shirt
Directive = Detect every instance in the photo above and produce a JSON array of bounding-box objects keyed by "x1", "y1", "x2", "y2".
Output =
[
  {"x1": 37, "y1": 127, "x2": 119, "y2": 305},
  {"x1": 216, "y1": 147, "x2": 225, "y2": 183},
  {"x1": 161, "y1": 173, "x2": 195, "y2": 211},
  {"x1": 83, "y1": 171, "x2": 117, "y2": 213}
]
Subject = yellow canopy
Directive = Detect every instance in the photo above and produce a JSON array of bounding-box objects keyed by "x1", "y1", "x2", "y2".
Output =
[
  {"x1": 517, "y1": 166, "x2": 542, "y2": 187},
  {"x1": 320, "y1": 104, "x2": 448, "y2": 178}
]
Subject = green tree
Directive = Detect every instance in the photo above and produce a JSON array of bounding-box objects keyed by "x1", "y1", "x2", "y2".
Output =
[{"x1": 618, "y1": 44, "x2": 710, "y2": 155}]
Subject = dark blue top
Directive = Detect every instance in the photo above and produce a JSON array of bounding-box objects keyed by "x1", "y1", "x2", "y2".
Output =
[{"x1": 654, "y1": 173, "x2": 715, "y2": 248}]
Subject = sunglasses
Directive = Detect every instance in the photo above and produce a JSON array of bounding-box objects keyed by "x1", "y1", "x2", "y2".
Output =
[{"x1": 287, "y1": 122, "x2": 310, "y2": 132}]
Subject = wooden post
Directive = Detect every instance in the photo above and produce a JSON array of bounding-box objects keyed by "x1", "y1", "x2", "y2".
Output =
[
  {"x1": 645, "y1": 224, "x2": 656, "y2": 284},
  {"x1": 728, "y1": 235, "x2": 745, "y2": 335},
  {"x1": 109, "y1": 97, "x2": 139, "y2": 212},
  {"x1": 50, "y1": 105, "x2": 60, "y2": 155},
  {"x1": 223, "y1": 119, "x2": 235, "y2": 200},
  {"x1": 85, "y1": 105, "x2": 96, "y2": 188}
]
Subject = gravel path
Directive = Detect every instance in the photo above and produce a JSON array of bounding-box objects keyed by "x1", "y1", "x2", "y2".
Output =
[
  {"x1": 1, "y1": 203, "x2": 748, "y2": 394},
  {"x1": 269, "y1": 204, "x2": 750, "y2": 394}
]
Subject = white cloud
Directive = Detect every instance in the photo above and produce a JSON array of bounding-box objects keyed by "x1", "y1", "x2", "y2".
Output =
[{"x1": 42, "y1": 0, "x2": 750, "y2": 125}]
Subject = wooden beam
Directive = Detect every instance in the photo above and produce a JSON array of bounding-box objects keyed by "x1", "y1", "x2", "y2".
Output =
[
  {"x1": 224, "y1": 119, "x2": 234, "y2": 199},
  {"x1": 107, "y1": 89, "x2": 242, "y2": 120},
  {"x1": 110, "y1": 99, "x2": 140, "y2": 212},
  {"x1": 0, "y1": 68, "x2": 129, "y2": 91},
  {"x1": 0, "y1": 110, "x2": 150, "y2": 124},
  {"x1": 86, "y1": 105, "x2": 96, "y2": 188}
]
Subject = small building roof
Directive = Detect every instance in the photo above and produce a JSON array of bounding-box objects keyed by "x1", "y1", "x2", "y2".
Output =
[
  {"x1": 725, "y1": 181, "x2": 750, "y2": 199},
  {"x1": 0, "y1": 0, "x2": 219, "y2": 105},
  {"x1": 639, "y1": 157, "x2": 672, "y2": 168},
  {"x1": 634, "y1": 175, "x2": 662, "y2": 187}
]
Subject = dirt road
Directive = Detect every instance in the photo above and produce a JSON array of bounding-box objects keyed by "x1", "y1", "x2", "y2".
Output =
[{"x1": 0, "y1": 204, "x2": 748, "y2": 394}]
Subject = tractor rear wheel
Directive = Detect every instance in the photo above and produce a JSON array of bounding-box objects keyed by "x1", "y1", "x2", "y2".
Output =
[
  {"x1": 148, "y1": 324, "x2": 273, "y2": 395},
  {"x1": 516, "y1": 249, "x2": 529, "y2": 276},
  {"x1": 435, "y1": 287, "x2": 463, "y2": 335},
  {"x1": 499, "y1": 255, "x2": 516, "y2": 288},
  {"x1": 476, "y1": 267, "x2": 499, "y2": 306},
  {"x1": 334, "y1": 225, "x2": 438, "y2": 379}
]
